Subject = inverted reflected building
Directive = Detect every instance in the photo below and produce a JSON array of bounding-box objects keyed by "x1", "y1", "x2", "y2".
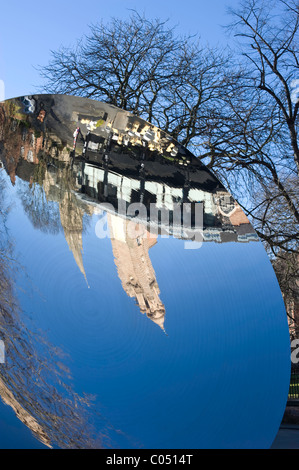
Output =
[
  {"x1": 0, "y1": 95, "x2": 257, "y2": 332},
  {"x1": 0, "y1": 95, "x2": 289, "y2": 450}
]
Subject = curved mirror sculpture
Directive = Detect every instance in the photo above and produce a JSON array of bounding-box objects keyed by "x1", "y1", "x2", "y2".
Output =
[{"x1": 0, "y1": 94, "x2": 290, "y2": 449}]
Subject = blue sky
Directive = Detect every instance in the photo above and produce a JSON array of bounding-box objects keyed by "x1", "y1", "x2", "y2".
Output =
[{"x1": 0, "y1": 0, "x2": 241, "y2": 100}]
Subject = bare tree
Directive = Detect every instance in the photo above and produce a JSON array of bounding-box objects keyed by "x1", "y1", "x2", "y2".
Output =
[
  {"x1": 272, "y1": 250, "x2": 299, "y2": 339},
  {"x1": 38, "y1": 5, "x2": 299, "y2": 330},
  {"x1": 211, "y1": 0, "x2": 299, "y2": 334},
  {"x1": 198, "y1": 0, "x2": 299, "y2": 257},
  {"x1": 39, "y1": 12, "x2": 229, "y2": 149},
  {"x1": 229, "y1": 0, "x2": 299, "y2": 173},
  {"x1": 39, "y1": 7, "x2": 298, "y2": 252}
]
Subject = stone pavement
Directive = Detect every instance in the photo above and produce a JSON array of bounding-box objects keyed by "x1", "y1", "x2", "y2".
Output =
[{"x1": 271, "y1": 424, "x2": 299, "y2": 449}]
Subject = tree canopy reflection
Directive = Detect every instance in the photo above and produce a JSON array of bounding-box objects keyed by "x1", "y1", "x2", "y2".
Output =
[{"x1": 0, "y1": 171, "x2": 109, "y2": 449}]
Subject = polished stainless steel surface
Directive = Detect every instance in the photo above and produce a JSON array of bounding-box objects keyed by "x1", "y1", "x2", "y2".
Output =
[{"x1": 0, "y1": 95, "x2": 290, "y2": 449}]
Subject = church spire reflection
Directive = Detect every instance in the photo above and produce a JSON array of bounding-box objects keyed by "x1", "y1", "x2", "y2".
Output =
[
  {"x1": 108, "y1": 214, "x2": 166, "y2": 331},
  {"x1": 0, "y1": 94, "x2": 259, "y2": 336},
  {"x1": 59, "y1": 191, "x2": 89, "y2": 287}
]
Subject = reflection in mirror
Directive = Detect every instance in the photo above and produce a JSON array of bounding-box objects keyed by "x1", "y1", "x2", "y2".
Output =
[
  {"x1": 0, "y1": 171, "x2": 109, "y2": 449},
  {"x1": 0, "y1": 95, "x2": 258, "y2": 329},
  {"x1": 0, "y1": 95, "x2": 290, "y2": 449}
]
